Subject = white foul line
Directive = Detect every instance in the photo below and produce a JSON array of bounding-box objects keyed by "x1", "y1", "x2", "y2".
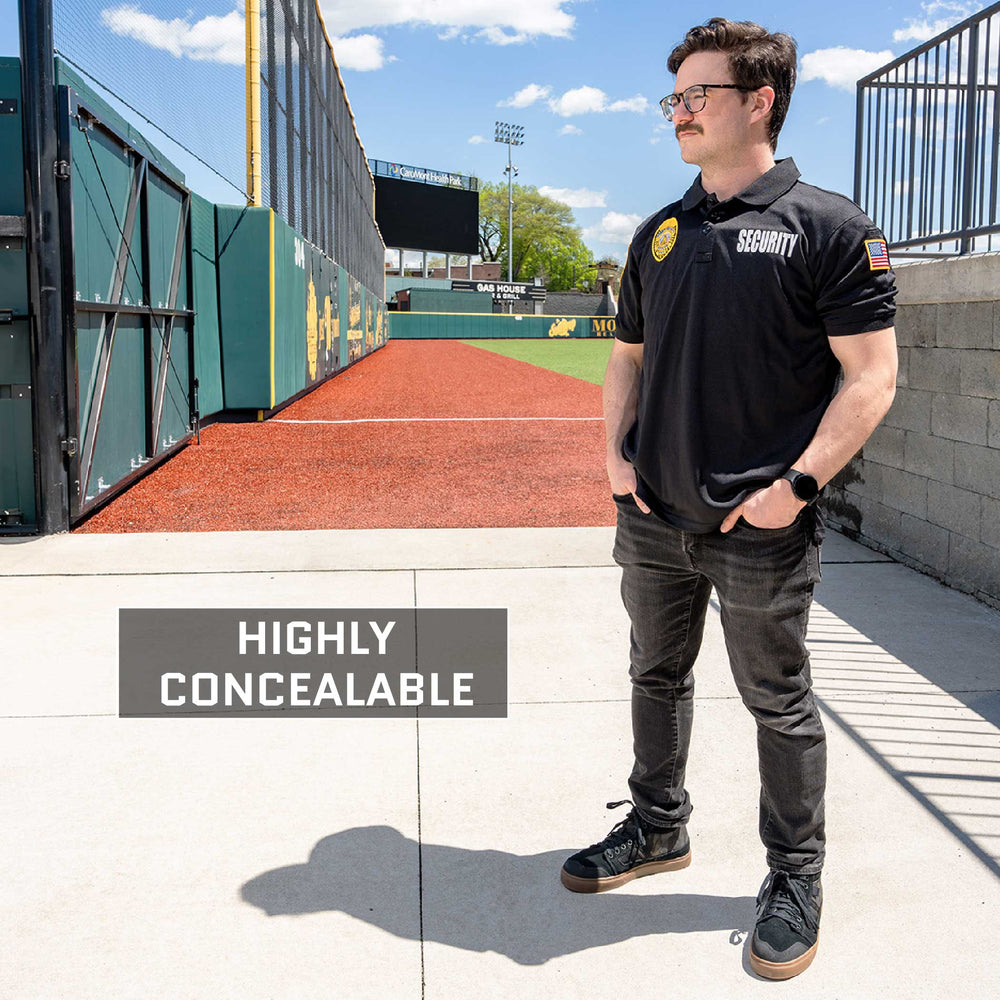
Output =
[{"x1": 271, "y1": 416, "x2": 603, "y2": 424}]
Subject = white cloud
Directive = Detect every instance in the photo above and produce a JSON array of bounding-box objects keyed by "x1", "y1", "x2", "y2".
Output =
[
  {"x1": 800, "y1": 47, "x2": 896, "y2": 92},
  {"x1": 331, "y1": 33, "x2": 390, "y2": 71},
  {"x1": 608, "y1": 95, "x2": 649, "y2": 113},
  {"x1": 101, "y1": 4, "x2": 394, "y2": 70},
  {"x1": 816, "y1": 116, "x2": 831, "y2": 125},
  {"x1": 100, "y1": 5, "x2": 245, "y2": 64},
  {"x1": 548, "y1": 86, "x2": 648, "y2": 116},
  {"x1": 498, "y1": 84, "x2": 551, "y2": 108},
  {"x1": 893, "y1": 2, "x2": 975, "y2": 43},
  {"x1": 549, "y1": 86, "x2": 607, "y2": 116},
  {"x1": 468, "y1": 135, "x2": 488, "y2": 144},
  {"x1": 318, "y1": 0, "x2": 574, "y2": 44},
  {"x1": 559, "y1": 124, "x2": 583, "y2": 135},
  {"x1": 479, "y1": 26, "x2": 532, "y2": 45},
  {"x1": 538, "y1": 186, "x2": 607, "y2": 208},
  {"x1": 583, "y1": 211, "x2": 643, "y2": 245}
]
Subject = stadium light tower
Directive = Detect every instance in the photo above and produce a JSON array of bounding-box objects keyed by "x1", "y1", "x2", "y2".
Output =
[{"x1": 494, "y1": 122, "x2": 524, "y2": 285}]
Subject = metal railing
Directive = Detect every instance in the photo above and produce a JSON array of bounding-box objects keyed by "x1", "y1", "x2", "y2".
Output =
[{"x1": 854, "y1": 1, "x2": 1000, "y2": 257}]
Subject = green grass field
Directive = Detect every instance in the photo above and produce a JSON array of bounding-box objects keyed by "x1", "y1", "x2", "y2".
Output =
[{"x1": 462, "y1": 338, "x2": 615, "y2": 385}]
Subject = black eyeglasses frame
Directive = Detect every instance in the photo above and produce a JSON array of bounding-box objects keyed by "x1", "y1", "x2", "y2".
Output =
[{"x1": 659, "y1": 84, "x2": 756, "y2": 120}]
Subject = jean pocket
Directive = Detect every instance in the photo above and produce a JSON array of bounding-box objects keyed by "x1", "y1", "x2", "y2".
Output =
[{"x1": 736, "y1": 511, "x2": 804, "y2": 532}]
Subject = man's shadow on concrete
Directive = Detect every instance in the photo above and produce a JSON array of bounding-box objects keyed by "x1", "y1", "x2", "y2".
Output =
[{"x1": 241, "y1": 825, "x2": 754, "y2": 965}]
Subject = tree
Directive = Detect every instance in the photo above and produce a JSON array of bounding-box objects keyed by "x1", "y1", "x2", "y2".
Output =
[{"x1": 478, "y1": 182, "x2": 596, "y2": 291}]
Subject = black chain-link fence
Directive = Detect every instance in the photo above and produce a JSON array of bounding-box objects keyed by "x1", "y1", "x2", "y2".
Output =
[{"x1": 261, "y1": 0, "x2": 384, "y2": 294}]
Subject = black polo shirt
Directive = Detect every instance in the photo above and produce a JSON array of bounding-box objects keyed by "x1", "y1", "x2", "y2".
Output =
[{"x1": 616, "y1": 157, "x2": 896, "y2": 532}]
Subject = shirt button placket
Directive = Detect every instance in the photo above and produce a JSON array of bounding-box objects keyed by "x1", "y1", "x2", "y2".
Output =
[{"x1": 696, "y1": 221, "x2": 714, "y2": 263}]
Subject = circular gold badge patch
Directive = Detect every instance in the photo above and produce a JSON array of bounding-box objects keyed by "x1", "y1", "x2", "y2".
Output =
[{"x1": 651, "y1": 217, "x2": 678, "y2": 262}]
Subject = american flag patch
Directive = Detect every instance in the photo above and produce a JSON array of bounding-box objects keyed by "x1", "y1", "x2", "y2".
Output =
[{"x1": 865, "y1": 239, "x2": 890, "y2": 270}]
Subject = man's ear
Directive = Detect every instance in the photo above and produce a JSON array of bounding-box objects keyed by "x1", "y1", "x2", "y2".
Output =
[{"x1": 750, "y1": 85, "x2": 775, "y2": 124}]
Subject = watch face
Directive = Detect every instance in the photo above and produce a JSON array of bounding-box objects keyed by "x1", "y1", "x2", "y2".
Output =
[{"x1": 794, "y1": 474, "x2": 820, "y2": 502}]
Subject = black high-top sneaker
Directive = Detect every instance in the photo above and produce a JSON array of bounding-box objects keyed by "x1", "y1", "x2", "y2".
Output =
[
  {"x1": 560, "y1": 800, "x2": 691, "y2": 893},
  {"x1": 749, "y1": 870, "x2": 823, "y2": 979}
]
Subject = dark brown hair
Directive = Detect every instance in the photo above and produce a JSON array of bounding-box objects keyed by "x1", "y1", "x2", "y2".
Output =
[{"x1": 666, "y1": 18, "x2": 796, "y2": 151}]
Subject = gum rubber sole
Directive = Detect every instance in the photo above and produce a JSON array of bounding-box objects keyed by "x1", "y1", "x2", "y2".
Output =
[
  {"x1": 749, "y1": 937, "x2": 819, "y2": 980},
  {"x1": 559, "y1": 850, "x2": 691, "y2": 893}
]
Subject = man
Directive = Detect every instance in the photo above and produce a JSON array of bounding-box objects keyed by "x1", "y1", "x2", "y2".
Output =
[{"x1": 560, "y1": 18, "x2": 897, "y2": 981}]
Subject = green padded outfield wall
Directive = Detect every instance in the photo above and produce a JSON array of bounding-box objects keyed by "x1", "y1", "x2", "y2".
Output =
[
  {"x1": 272, "y1": 212, "x2": 307, "y2": 407},
  {"x1": 389, "y1": 312, "x2": 618, "y2": 339},
  {"x1": 217, "y1": 205, "x2": 385, "y2": 412},
  {"x1": 404, "y1": 289, "x2": 492, "y2": 314},
  {"x1": 216, "y1": 206, "x2": 271, "y2": 409},
  {"x1": 304, "y1": 243, "x2": 340, "y2": 387},
  {"x1": 190, "y1": 193, "x2": 223, "y2": 417},
  {"x1": 0, "y1": 57, "x2": 35, "y2": 529}
]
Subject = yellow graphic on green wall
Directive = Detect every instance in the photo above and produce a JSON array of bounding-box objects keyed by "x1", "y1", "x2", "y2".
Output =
[
  {"x1": 323, "y1": 294, "x2": 332, "y2": 352},
  {"x1": 348, "y1": 277, "x2": 363, "y2": 363},
  {"x1": 306, "y1": 274, "x2": 319, "y2": 381},
  {"x1": 548, "y1": 317, "x2": 577, "y2": 338}
]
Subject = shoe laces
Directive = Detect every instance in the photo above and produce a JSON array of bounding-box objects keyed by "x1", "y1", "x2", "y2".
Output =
[
  {"x1": 593, "y1": 799, "x2": 647, "y2": 864},
  {"x1": 757, "y1": 871, "x2": 820, "y2": 936}
]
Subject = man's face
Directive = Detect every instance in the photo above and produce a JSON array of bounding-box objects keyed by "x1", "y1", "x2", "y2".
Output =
[{"x1": 670, "y1": 50, "x2": 756, "y2": 167}]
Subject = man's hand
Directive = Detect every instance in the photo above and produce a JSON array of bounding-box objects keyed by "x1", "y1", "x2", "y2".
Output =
[
  {"x1": 719, "y1": 478, "x2": 805, "y2": 533},
  {"x1": 608, "y1": 453, "x2": 651, "y2": 514}
]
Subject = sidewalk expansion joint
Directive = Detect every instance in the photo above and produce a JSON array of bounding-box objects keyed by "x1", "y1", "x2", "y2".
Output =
[
  {"x1": 1, "y1": 562, "x2": 620, "y2": 579},
  {"x1": 413, "y1": 569, "x2": 426, "y2": 999},
  {"x1": 416, "y1": 714, "x2": 426, "y2": 997}
]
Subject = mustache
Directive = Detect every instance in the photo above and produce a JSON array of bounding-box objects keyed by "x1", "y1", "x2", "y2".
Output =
[{"x1": 675, "y1": 125, "x2": 703, "y2": 138}]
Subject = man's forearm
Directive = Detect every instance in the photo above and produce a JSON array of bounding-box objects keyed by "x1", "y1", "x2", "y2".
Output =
[
  {"x1": 722, "y1": 328, "x2": 898, "y2": 533},
  {"x1": 603, "y1": 348, "x2": 642, "y2": 459},
  {"x1": 794, "y1": 373, "x2": 896, "y2": 487}
]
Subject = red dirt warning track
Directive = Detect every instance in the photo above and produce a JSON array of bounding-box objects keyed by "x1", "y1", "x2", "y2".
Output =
[{"x1": 76, "y1": 340, "x2": 617, "y2": 532}]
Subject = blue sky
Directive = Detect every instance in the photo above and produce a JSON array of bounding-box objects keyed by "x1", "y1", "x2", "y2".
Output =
[{"x1": 0, "y1": 1, "x2": 980, "y2": 260}]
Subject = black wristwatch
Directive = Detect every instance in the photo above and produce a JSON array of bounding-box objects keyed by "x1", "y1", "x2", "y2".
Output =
[{"x1": 781, "y1": 469, "x2": 821, "y2": 505}]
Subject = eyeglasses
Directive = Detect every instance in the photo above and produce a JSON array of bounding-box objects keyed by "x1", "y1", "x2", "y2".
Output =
[{"x1": 659, "y1": 84, "x2": 754, "y2": 121}]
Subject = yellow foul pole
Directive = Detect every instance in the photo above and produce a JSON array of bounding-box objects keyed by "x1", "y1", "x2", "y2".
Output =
[{"x1": 245, "y1": 0, "x2": 262, "y2": 206}]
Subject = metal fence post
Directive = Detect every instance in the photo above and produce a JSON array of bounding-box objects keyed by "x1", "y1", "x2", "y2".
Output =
[
  {"x1": 18, "y1": 0, "x2": 70, "y2": 533},
  {"x1": 853, "y1": 81, "x2": 866, "y2": 206},
  {"x1": 960, "y1": 20, "x2": 980, "y2": 254}
]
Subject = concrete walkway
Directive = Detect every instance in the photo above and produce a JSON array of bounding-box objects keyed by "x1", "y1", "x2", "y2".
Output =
[{"x1": 2, "y1": 526, "x2": 999, "y2": 998}]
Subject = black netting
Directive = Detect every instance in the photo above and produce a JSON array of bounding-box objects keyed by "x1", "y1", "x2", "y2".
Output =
[
  {"x1": 52, "y1": 1, "x2": 246, "y2": 199},
  {"x1": 52, "y1": 1, "x2": 384, "y2": 293},
  {"x1": 260, "y1": 0, "x2": 383, "y2": 292}
]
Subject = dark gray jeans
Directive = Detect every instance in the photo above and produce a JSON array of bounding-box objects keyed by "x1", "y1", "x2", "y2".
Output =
[{"x1": 612, "y1": 496, "x2": 826, "y2": 874}]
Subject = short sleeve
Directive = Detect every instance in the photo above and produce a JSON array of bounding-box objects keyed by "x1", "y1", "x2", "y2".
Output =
[
  {"x1": 814, "y1": 214, "x2": 897, "y2": 336},
  {"x1": 615, "y1": 234, "x2": 644, "y2": 343}
]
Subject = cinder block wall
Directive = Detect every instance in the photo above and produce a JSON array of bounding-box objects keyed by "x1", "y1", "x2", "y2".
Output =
[{"x1": 824, "y1": 254, "x2": 1000, "y2": 609}]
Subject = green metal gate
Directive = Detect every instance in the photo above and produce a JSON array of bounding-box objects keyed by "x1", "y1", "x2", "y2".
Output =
[{"x1": 58, "y1": 69, "x2": 196, "y2": 520}]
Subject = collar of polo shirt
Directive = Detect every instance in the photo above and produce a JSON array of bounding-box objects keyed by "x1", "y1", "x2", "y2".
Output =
[{"x1": 681, "y1": 157, "x2": 802, "y2": 212}]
